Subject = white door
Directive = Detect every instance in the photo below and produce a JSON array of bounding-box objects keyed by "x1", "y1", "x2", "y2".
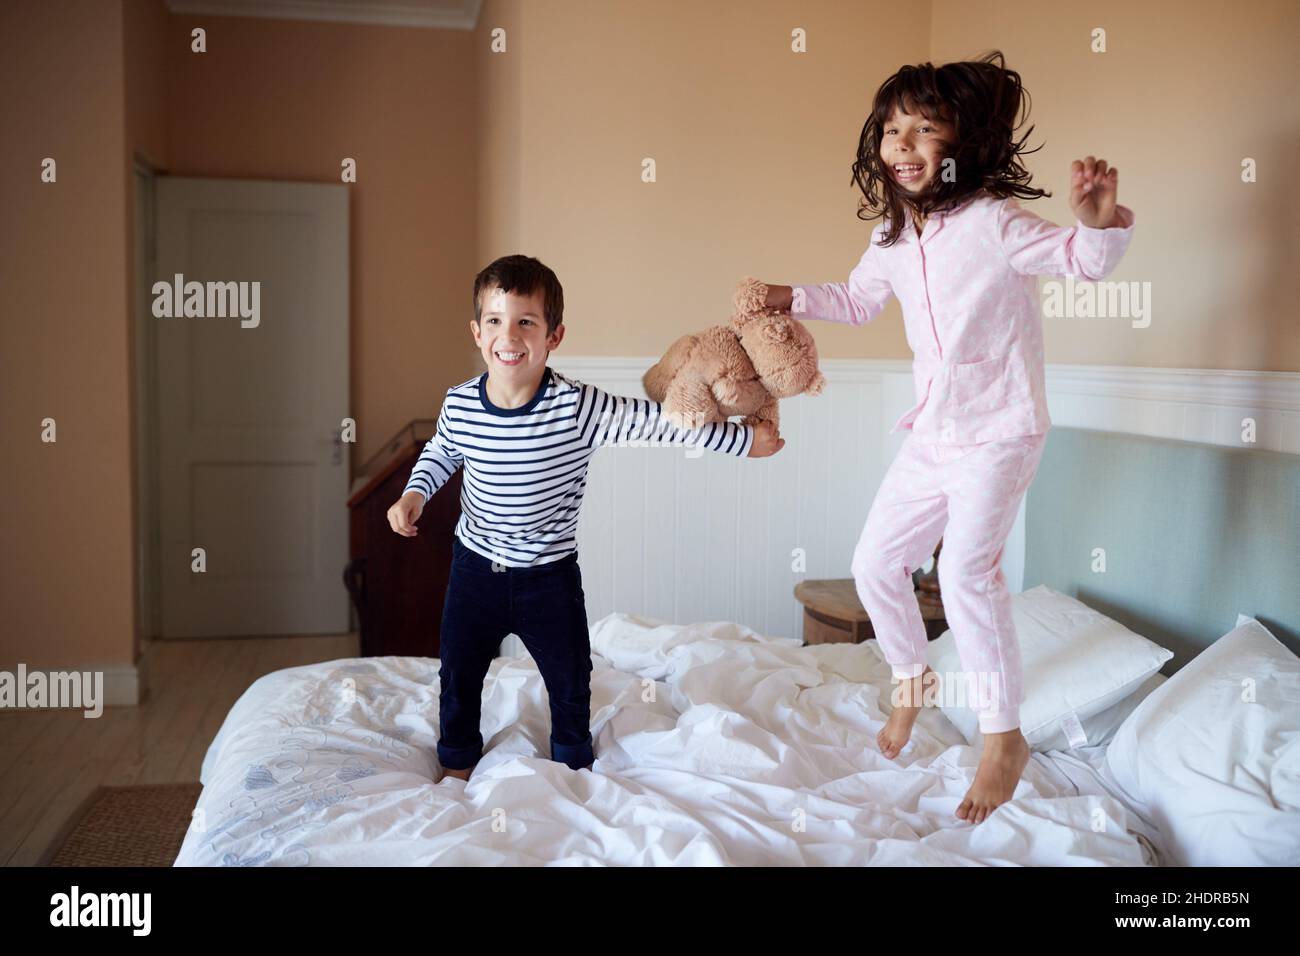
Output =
[{"x1": 154, "y1": 177, "x2": 350, "y2": 637}]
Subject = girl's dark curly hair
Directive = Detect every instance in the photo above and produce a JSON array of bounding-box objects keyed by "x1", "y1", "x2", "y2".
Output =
[{"x1": 852, "y1": 50, "x2": 1051, "y2": 247}]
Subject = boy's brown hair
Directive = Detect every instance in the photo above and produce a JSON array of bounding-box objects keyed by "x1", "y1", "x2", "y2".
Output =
[{"x1": 472, "y1": 254, "x2": 565, "y2": 334}]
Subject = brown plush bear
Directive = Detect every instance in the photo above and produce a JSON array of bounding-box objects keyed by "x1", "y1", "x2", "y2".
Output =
[{"x1": 643, "y1": 277, "x2": 826, "y2": 431}]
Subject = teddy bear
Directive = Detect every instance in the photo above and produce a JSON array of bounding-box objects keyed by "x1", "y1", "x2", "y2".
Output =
[{"x1": 642, "y1": 277, "x2": 826, "y2": 432}]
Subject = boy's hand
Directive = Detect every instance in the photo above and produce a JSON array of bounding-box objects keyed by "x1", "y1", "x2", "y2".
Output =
[
  {"x1": 747, "y1": 421, "x2": 785, "y2": 458},
  {"x1": 1069, "y1": 156, "x2": 1119, "y2": 229},
  {"x1": 387, "y1": 491, "x2": 425, "y2": 537}
]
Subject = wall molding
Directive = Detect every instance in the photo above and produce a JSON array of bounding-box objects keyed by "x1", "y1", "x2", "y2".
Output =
[
  {"x1": 166, "y1": 0, "x2": 483, "y2": 31},
  {"x1": 1047, "y1": 363, "x2": 1300, "y2": 411},
  {"x1": 1042, "y1": 362, "x2": 1300, "y2": 453},
  {"x1": 554, "y1": 356, "x2": 1300, "y2": 453}
]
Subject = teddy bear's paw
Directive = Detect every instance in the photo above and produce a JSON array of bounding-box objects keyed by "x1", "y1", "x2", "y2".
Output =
[{"x1": 732, "y1": 277, "x2": 770, "y2": 317}]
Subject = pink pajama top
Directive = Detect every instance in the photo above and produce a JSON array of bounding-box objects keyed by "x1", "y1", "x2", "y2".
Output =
[{"x1": 792, "y1": 191, "x2": 1136, "y2": 444}]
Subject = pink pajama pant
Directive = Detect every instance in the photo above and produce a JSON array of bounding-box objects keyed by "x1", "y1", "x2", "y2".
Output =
[{"x1": 850, "y1": 432, "x2": 1047, "y2": 735}]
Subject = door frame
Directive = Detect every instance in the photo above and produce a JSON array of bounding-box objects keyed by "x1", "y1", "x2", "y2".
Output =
[{"x1": 132, "y1": 153, "x2": 164, "y2": 650}]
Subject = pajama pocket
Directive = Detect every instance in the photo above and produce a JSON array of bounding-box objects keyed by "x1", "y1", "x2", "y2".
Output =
[{"x1": 945, "y1": 354, "x2": 1032, "y2": 414}]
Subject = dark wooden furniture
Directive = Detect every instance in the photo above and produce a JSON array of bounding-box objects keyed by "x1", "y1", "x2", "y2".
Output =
[
  {"x1": 345, "y1": 420, "x2": 462, "y2": 658},
  {"x1": 793, "y1": 543, "x2": 948, "y2": 645}
]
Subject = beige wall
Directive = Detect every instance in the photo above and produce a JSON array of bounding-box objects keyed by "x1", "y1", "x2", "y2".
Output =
[
  {"x1": 498, "y1": 0, "x2": 928, "y2": 362},
  {"x1": 931, "y1": 0, "x2": 1300, "y2": 371},
  {"x1": 2, "y1": 0, "x2": 1295, "y2": 679},
  {"x1": 2, "y1": 1, "x2": 135, "y2": 671},
  {"x1": 476, "y1": 0, "x2": 523, "y2": 284},
  {"x1": 490, "y1": 0, "x2": 1299, "y2": 371}
]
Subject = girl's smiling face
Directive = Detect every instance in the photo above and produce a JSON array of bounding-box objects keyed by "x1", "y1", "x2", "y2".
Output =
[{"x1": 879, "y1": 104, "x2": 954, "y2": 193}]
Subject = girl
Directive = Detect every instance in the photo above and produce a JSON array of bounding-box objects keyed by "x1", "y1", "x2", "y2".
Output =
[{"x1": 761, "y1": 51, "x2": 1135, "y2": 824}]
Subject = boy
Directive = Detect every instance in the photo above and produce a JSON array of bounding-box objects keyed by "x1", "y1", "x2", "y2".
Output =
[{"x1": 387, "y1": 255, "x2": 784, "y2": 779}]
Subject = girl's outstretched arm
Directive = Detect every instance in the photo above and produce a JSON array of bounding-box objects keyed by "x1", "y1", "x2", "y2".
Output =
[
  {"x1": 998, "y1": 158, "x2": 1136, "y2": 281},
  {"x1": 774, "y1": 230, "x2": 896, "y2": 326}
]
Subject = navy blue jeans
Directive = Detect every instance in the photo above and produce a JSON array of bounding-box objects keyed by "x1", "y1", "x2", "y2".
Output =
[{"x1": 436, "y1": 537, "x2": 595, "y2": 771}]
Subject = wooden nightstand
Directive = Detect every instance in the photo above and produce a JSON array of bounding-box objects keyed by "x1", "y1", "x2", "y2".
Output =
[{"x1": 793, "y1": 578, "x2": 948, "y2": 645}]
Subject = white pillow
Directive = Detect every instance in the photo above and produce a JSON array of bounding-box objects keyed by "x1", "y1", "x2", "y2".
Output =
[
  {"x1": 1102, "y1": 615, "x2": 1300, "y2": 866},
  {"x1": 1073, "y1": 670, "x2": 1166, "y2": 750},
  {"x1": 926, "y1": 585, "x2": 1173, "y2": 751},
  {"x1": 950, "y1": 672, "x2": 1169, "y2": 754}
]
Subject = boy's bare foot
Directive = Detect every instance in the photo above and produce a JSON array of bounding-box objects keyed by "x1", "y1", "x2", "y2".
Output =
[
  {"x1": 442, "y1": 766, "x2": 472, "y2": 782},
  {"x1": 956, "y1": 728, "x2": 1030, "y2": 823},
  {"x1": 877, "y1": 665, "x2": 937, "y2": 759}
]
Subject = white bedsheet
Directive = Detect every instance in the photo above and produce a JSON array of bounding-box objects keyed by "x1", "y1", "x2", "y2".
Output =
[{"x1": 176, "y1": 615, "x2": 1155, "y2": 866}]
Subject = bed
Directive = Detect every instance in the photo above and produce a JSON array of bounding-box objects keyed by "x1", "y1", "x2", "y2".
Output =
[
  {"x1": 175, "y1": 614, "x2": 1161, "y2": 866},
  {"x1": 175, "y1": 428, "x2": 1300, "y2": 866}
]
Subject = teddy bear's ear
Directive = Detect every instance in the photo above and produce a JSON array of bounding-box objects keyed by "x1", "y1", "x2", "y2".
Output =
[
  {"x1": 732, "y1": 277, "x2": 769, "y2": 317},
  {"x1": 760, "y1": 319, "x2": 791, "y2": 344}
]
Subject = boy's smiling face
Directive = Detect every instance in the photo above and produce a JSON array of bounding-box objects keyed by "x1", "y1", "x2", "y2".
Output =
[
  {"x1": 472, "y1": 286, "x2": 564, "y2": 382},
  {"x1": 879, "y1": 103, "x2": 953, "y2": 194}
]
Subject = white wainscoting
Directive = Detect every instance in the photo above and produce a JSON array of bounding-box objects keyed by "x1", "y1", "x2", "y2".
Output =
[
  {"x1": 1042, "y1": 364, "x2": 1300, "y2": 453},
  {"x1": 551, "y1": 357, "x2": 908, "y2": 645},
  {"x1": 513, "y1": 357, "x2": 1300, "y2": 648}
]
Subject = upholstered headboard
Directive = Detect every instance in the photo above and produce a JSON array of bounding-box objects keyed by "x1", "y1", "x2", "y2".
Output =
[{"x1": 1024, "y1": 427, "x2": 1300, "y2": 672}]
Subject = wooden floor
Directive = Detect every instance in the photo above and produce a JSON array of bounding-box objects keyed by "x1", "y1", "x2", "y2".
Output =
[{"x1": 0, "y1": 632, "x2": 358, "y2": 867}]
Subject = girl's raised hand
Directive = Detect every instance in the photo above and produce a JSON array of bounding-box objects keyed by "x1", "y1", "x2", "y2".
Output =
[{"x1": 1069, "y1": 156, "x2": 1119, "y2": 229}]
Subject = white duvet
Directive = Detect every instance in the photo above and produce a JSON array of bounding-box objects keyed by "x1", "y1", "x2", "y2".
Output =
[{"x1": 176, "y1": 615, "x2": 1156, "y2": 866}]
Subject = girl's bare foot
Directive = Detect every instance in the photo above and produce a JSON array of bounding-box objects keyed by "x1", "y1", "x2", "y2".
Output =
[
  {"x1": 877, "y1": 666, "x2": 937, "y2": 759},
  {"x1": 956, "y1": 728, "x2": 1030, "y2": 823},
  {"x1": 442, "y1": 766, "x2": 472, "y2": 781}
]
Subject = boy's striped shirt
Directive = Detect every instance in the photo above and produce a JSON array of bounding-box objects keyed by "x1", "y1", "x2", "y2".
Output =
[{"x1": 403, "y1": 367, "x2": 754, "y2": 568}]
